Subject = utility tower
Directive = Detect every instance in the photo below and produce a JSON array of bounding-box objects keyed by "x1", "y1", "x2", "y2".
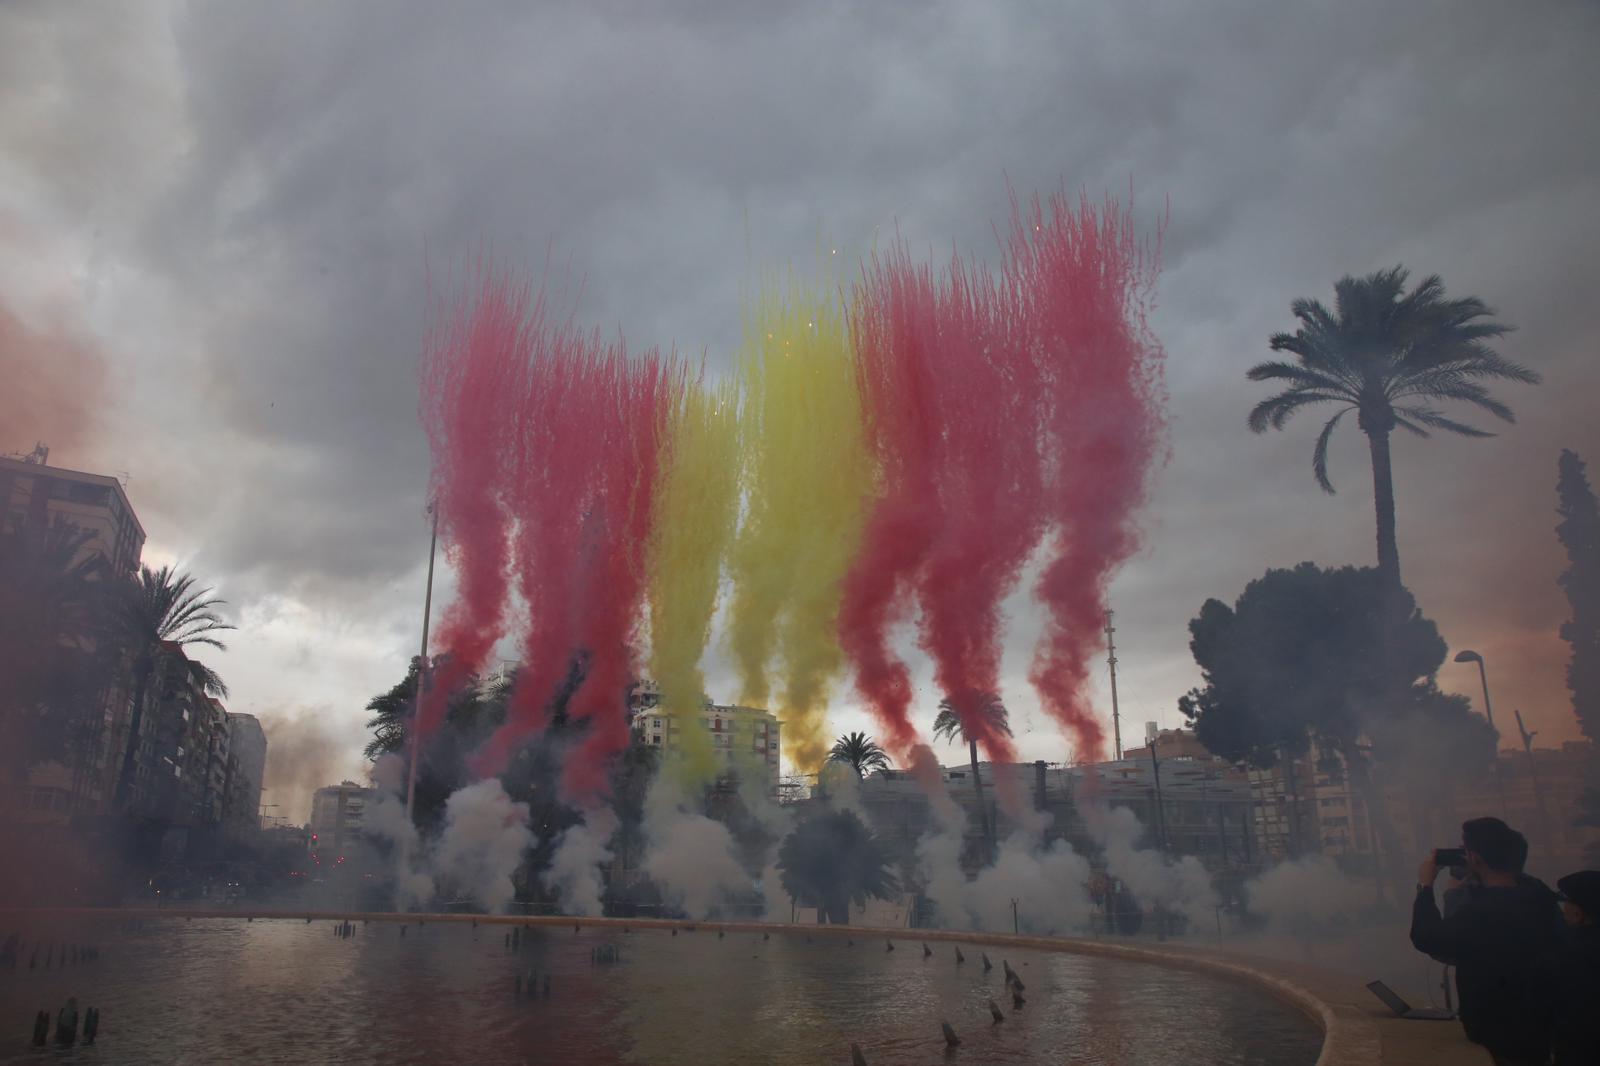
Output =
[{"x1": 1106, "y1": 611, "x2": 1124, "y2": 761}]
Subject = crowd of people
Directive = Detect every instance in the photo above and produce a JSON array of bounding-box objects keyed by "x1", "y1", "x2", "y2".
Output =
[{"x1": 1411, "y1": 816, "x2": 1599, "y2": 1066}]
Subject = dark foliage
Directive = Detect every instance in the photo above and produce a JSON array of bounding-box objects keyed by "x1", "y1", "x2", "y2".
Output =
[{"x1": 776, "y1": 809, "x2": 899, "y2": 925}]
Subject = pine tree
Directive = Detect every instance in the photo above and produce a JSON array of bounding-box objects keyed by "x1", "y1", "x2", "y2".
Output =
[{"x1": 1556, "y1": 450, "x2": 1600, "y2": 859}]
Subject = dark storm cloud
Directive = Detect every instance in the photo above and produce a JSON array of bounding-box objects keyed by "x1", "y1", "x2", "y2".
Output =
[{"x1": 4, "y1": 0, "x2": 1598, "y2": 757}]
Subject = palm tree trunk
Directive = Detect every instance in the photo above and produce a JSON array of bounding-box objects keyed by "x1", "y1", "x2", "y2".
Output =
[
  {"x1": 969, "y1": 739, "x2": 992, "y2": 861},
  {"x1": 113, "y1": 657, "x2": 152, "y2": 810},
  {"x1": 1366, "y1": 429, "x2": 1401, "y2": 586}
]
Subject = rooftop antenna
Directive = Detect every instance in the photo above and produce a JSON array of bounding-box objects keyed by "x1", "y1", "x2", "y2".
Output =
[{"x1": 1106, "y1": 611, "x2": 1124, "y2": 760}]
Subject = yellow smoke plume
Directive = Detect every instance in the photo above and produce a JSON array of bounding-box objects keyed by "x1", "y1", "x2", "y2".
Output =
[
  {"x1": 647, "y1": 375, "x2": 742, "y2": 788},
  {"x1": 728, "y1": 279, "x2": 870, "y2": 772}
]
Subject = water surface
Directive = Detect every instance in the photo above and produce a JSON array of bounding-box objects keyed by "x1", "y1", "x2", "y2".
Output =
[{"x1": 1, "y1": 917, "x2": 1320, "y2": 1065}]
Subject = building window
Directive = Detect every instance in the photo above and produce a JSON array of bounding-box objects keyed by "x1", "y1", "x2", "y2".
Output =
[{"x1": 651, "y1": 735, "x2": 661, "y2": 745}]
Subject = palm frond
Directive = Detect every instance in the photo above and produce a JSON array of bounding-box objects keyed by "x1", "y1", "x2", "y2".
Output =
[
  {"x1": 1247, "y1": 390, "x2": 1343, "y2": 434},
  {"x1": 1396, "y1": 406, "x2": 1495, "y2": 438},
  {"x1": 1244, "y1": 361, "x2": 1352, "y2": 395},
  {"x1": 1311, "y1": 408, "x2": 1352, "y2": 493}
]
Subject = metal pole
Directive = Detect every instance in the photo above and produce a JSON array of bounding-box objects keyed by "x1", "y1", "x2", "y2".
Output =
[
  {"x1": 1474, "y1": 659, "x2": 1510, "y2": 820},
  {"x1": 1106, "y1": 612, "x2": 1124, "y2": 761},
  {"x1": 405, "y1": 505, "x2": 439, "y2": 824},
  {"x1": 1150, "y1": 738, "x2": 1167, "y2": 852},
  {"x1": 1513, "y1": 709, "x2": 1553, "y2": 849}
]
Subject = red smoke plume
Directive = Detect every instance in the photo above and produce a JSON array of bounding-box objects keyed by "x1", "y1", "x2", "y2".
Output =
[
  {"x1": 471, "y1": 315, "x2": 677, "y2": 805},
  {"x1": 0, "y1": 297, "x2": 108, "y2": 461},
  {"x1": 1011, "y1": 190, "x2": 1164, "y2": 762},
  {"x1": 417, "y1": 266, "x2": 529, "y2": 738},
  {"x1": 842, "y1": 189, "x2": 1163, "y2": 773},
  {"x1": 838, "y1": 246, "x2": 944, "y2": 759}
]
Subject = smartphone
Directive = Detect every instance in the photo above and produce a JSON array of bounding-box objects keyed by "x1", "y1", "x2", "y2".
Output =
[{"x1": 1434, "y1": 847, "x2": 1467, "y2": 867}]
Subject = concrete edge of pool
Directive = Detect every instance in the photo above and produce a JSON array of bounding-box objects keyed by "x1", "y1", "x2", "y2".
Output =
[{"x1": 5, "y1": 909, "x2": 1492, "y2": 1066}]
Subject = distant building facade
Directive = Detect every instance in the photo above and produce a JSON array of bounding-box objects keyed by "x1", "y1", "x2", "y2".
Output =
[
  {"x1": 308, "y1": 782, "x2": 376, "y2": 869},
  {"x1": 0, "y1": 449, "x2": 146, "y2": 575},
  {"x1": 632, "y1": 699, "x2": 782, "y2": 779},
  {"x1": 223, "y1": 713, "x2": 267, "y2": 837},
  {"x1": 2, "y1": 450, "x2": 147, "y2": 819}
]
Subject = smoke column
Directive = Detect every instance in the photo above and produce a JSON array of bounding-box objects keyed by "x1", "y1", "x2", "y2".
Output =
[
  {"x1": 728, "y1": 279, "x2": 869, "y2": 771},
  {"x1": 837, "y1": 249, "x2": 943, "y2": 759},
  {"x1": 417, "y1": 265, "x2": 530, "y2": 738},
  {"x1": 648, "y1": 376, "x2": 742, "y2": 786},
  {"x1": 912, "y1": 249, "x2": 1044, "y2": 784},
  {"x1": 1013, "y1": 190, "x2": 1164, "y2": 762},
  {"x1": 478, "y1": 322, "x2": 678, "y2": 804}
]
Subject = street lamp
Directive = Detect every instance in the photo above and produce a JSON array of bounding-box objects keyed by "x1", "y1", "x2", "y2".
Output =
[{"x1": 1453, "y1": 649, "x2": 1509, "y2": 819}]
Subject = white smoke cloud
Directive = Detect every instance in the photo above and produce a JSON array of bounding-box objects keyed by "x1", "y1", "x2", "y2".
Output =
[
  {"x1": 1245, "y1": 855, "x2": 1366, "y2": 936},
  {"x1": 640, "y1": 777, "x2": 752, "y2": 919},
  {"x1": 1086, "y1": 804, "x2": 1219, "y2": 926},
  {"x1": 431, "y1": 778, "x2": 536, "y2": 913},
  {"x1": 917, "y1": 817, "x2": 1093, "y2": 934},
  {"x1": 362, "y1": 754, "x2": 436, "y2": 908},
  {"x1": 543, "y1": 807, "x2": 618, "y2": 917}
]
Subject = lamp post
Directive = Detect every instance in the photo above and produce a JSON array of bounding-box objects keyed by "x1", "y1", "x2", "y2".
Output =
[
  {"x1": 405, "y1": 504, "x2": 440, "y2": 824},
  {"x1": 1453, "y1": 650, "x2": 1509, "y2": 819}
]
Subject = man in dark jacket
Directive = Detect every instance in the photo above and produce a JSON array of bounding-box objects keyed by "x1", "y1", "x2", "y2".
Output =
[
  {"x1": 1548, "y1": 870, "x2": 1600, "y2": 1066},
  {"x1": 1411, "y1": 817, "x2": 1563, "y2": 1066}
]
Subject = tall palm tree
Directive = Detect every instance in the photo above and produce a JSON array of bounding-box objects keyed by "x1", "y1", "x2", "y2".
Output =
[
  {"x1": 828, "y1": 731, "x2": 890, "y2": 778},
  {"x1": 1248, "y1": 266, "x2": 1537, "y2": 585},
  {"x1": 0, "y1": 524, "x2": 113, "y2": 780},
  {"x1": 113, "y1": 565, "x2": 233, "y2": 809},
  {"x1": 932, "y1": 693, "x2": 1012, "y2": 860}
]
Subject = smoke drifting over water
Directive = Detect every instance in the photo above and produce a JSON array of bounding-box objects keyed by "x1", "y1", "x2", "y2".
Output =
[
  {"x1": 431, "y1": 779, "x2": 536, "y2": 913},
  {"x1": 640, "y1": 778, "x2": 752, "y2": 919},
  {"x1": 544, "y1": 807, "x2": 617, "y2": 918}
]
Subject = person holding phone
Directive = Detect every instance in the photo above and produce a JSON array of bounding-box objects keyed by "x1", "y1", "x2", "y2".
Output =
[{"x1": 1411, "y1": 817, "x2": 1563, "y2": 1066}]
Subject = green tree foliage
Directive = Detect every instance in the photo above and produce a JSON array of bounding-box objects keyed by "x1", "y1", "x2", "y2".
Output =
[
  {"x1": 1178, "y1": 563, "x2": 1457, "y2": 868},
  {"x1": 0, "y1": 524, "x2": 117, "y2": 780},
  {"x1": 932, "y1": 693, "x2": 1011, "y2": 859},
  {"x1": 828, "y1": 731, "x2": 890, "y2": 778},
  {"x1": 1556, "y1": 450, "x2": 1600, "y2": 860},
  {"x1": 1248, "y1": 267, "x2": 1535, "y2": 585},
  {"x1": 112, "y1": 564, "x2": 232, "y2": 808},
  {"x1": 776, "y1": 809, "x2": 899, "y2": 925}
]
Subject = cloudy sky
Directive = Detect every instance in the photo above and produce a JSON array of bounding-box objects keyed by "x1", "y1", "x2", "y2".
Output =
[{"x1": 4, "y1": 1, "x2": 1597, "y2": 822}]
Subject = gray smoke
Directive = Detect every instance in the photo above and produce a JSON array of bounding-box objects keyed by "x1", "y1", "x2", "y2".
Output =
[
  {"x1": 543, "y1": 807, "x2": 617, "y2": 917},
  {"x1": 364, "y1": 754, "x2": 435, "y2": 908},
  {"x1": 1245, "y1": 855, "x2": 1367, "y2": 936},
  {"x1": 429, "y1": 779, "x2": 536, "y2": 913},
  {"x1": 641, "y1": 776, "x2": 752, "y2": 918},
  {"x1": 1087, "y1": 804, "x2": 1219, "y2": 926}
]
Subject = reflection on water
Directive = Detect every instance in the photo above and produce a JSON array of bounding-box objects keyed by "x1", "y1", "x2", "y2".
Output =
[{"x1": 0, "y1": 918, "x2": 1319, "y2": 1065}]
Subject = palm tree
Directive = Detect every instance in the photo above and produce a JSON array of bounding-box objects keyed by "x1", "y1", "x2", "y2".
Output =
[
  {"x1": 776, "y1": 809, "x2": 900, "y2": 924},
  {"x1": 932, "y1": 693, "x2": 1012, "y2": 860},
  {"x1": 828, "y1": 731, "x2": 890, "y2": 778},
  {"x1": 0, "y1": 524, "x2": 114, "y2": 780},
  {"x1": 1248, "y1": 266, "x2": 1537, "y2": 585},
  {"x1": 113, "y1": 565, "x2": 233, "y2": 809}
]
